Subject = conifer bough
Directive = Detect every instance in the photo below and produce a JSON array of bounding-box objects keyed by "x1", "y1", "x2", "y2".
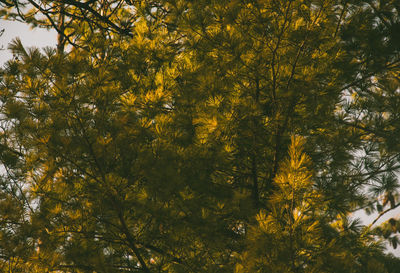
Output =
[{"x1": 0, "y1": 0, "x2": 400, "y2": 272}]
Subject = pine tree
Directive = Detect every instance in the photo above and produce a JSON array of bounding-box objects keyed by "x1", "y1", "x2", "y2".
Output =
[
  {"x1": 237, "y1": 136, "x2": 393, "y2": 272},
  {"x1": 0, "y1": 0, "x2": 399, "y2": 272}
]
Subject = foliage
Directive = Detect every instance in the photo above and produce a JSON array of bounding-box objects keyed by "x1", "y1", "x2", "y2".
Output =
[
  {"x1": 0, "y1": 0, "x2": 400, "y2": 272},
  {"x1": 238, "y1": 136, "x2": 390, "y2": 272}
]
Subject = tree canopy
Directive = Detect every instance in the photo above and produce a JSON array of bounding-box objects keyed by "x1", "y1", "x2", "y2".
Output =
[{"x1": 0, "y1": 0, "x2": 400, "y2": 272}]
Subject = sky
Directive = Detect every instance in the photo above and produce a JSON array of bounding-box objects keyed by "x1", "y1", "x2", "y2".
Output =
[
  {"x1": 0, "y1": 19, "x2": 56, "y2": 64},
  {"x1": 1, "y1": 18, "x2": 400, "y2": 256}
]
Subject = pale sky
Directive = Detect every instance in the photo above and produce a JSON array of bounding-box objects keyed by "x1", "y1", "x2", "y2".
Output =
[{"x1": 0, "y1": 19, "x2": 56, "y2": 64}]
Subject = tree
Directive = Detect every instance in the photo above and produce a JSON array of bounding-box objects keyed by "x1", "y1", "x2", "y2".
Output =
[
  {"x1": 238, "y1": 136, "x2": 392, "y2": 272},
  {"x1": 0, "y1": 0, "x2": 400, "y2": 272}
]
